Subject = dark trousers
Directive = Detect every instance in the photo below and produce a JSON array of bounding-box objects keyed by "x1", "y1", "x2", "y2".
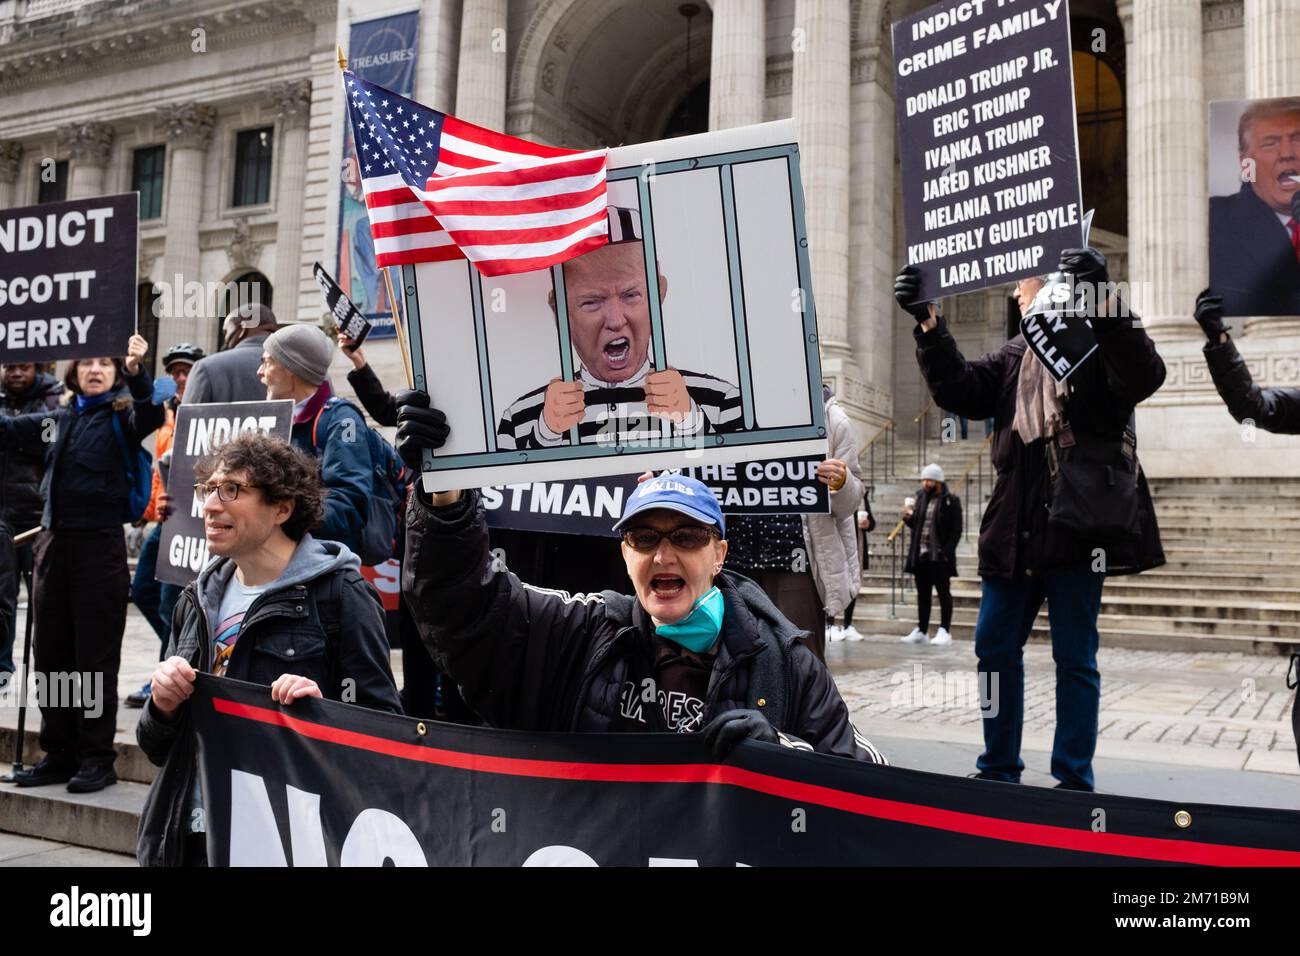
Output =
[
  {"x1": 913, "y1": 560, "x2": 953, "y2": 632},
  {"x1": 839, "y1": 597, "x2": 857, "y2": 629},
  {"x1": 0, "y1": 529, "x2": 19, "y2": 673},
  {"x1": 397, "y1": 596, "x2": 478, "y2": 725},
  {"x1": 131, "y1": 523, "x2": 181, "y2": 656},
  {"x1": 747, "y1": 568, "x2": 825, "y2": 661},
  {"x1": 973, "y1": 565, "x2": 1105, "y2": 790},
  {"x1": 33, "y1": 528, "x2": 128, "y2": 769}
]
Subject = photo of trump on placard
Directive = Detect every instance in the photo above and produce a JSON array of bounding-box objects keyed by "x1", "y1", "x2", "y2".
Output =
[
  {"x1": 496, "y1": 206, "x2": 743, "y2": 449},
  {"x1": 1209, "y1": 97, "x2": 1300, "y2": 317}
]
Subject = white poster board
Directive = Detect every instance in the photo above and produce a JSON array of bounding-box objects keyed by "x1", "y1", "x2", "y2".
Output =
[{"x1": 401, "y1": 120, "x2": 829, "y2": 492}]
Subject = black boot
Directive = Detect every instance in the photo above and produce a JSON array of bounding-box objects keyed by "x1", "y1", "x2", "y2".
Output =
[
  {"x1": 11, "y1": 757, "x2": 76, "y2": 788},
  {"x1": 66, "y1": 763, "x2": 118, "y2": 794}
]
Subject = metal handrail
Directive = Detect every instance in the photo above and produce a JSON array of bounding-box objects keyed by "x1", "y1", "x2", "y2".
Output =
[
  {"x1": 948, "y1": 434, "x2": 994, "y2": 540},
  {"x1": 913, "y1": 398, "x2": 938, "y2": 473},
  {"x1": 861, "y1": 419, "x2": 897, "y2": 492},
  {"x1": 885, "y1": 517, "x2": 907, "y2": 543}
]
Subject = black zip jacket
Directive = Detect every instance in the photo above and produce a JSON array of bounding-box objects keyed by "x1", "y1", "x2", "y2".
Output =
[
  {"x1": 903, "y1": 484, "x2": 961, "y2": 577},
  {"x1": 914, "y1": 309, "x2": 1166, "y2": 579},
  {"x1": 0, "y1": 370, "x2": 163, "y2": 530},
  {"x1": 0, "y1": 373, "x2": 63, "y2": 532},
  {"x1": 402, "y1": 490, "x2": 885, "y2": 762},
  {"x1": 135, "y1": 540, "x2": 401, "y2": 867}
]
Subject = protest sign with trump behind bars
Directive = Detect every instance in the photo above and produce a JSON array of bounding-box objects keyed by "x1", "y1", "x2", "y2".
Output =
[
  {"x1": 0, "y1": 193, "x2": 137, "y2": 363},
  {"x1": 390, "y1": 119, "x2": 830, "y2": 490},
  {"x1": 894, "y1": 0, "x2": 1084, "y2": 300}
]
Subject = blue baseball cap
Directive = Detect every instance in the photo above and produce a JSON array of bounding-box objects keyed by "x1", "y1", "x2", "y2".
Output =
[{"x1": 612, "y1": 474, "x2": 725, "y2": 537}]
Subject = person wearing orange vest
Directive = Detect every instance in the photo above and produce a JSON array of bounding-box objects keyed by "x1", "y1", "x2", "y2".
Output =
[{"x1": 126, "y1": 344, "x2": 205, "y2": 708}]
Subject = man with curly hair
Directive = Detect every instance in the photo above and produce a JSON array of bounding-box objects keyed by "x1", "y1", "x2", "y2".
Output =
[{"x1": 135, "y1": 433, "x2": 400, "y2": 867}]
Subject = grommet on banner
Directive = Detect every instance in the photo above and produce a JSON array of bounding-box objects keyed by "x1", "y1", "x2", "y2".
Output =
[
  {"x1": 416, "y1": 722, "x2": 427, "y2": 737},
  {"x1": 1174, "y1": 810, "x2": 1192, "y2": 829}
]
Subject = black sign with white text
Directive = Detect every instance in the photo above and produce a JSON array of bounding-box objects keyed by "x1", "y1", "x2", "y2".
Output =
[
  {"x1": 313, "y1": 261, "x2": 372, "y2": 347},
  {"x1": 482, "y1": 457, "x2": 830, "y2": 537},
  {"x1": 0, "y1": 193, "x2": 137, "y2": 363},
  {"x1": 893, "y1": 0, "x2": 1084, "y2": 300},
  {"x1": 1019, "y1": 279, "x2": 1100, "y2": 381},
  {"x1": 156, "y1": 401, "x2": 294, "y2": 586}
]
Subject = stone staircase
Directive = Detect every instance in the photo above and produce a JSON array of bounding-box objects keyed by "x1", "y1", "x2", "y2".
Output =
[{"x1": 855, "y1": 458, "x2": 1300, "y2": 656}]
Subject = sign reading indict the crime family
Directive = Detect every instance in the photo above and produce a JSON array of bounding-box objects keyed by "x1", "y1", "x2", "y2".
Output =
[
  {"x1": 193, "y1": 676, "x2": 1300, "y2": 867},
  {"x1": 484, "y1": 457, "x2": 830, "y2": 537},
  {"x1": 403, "y1": 120, "x2": 829, "y2": 492},
  {"x1": 0, "y1": 193, "x2": 137, "y2": 364},
  {"x1": 156, "y1": 401, "x2": 293, "y2": 586},
  {"x1": 894, "y1": 0, "x2": 1084, "y2": 300}
]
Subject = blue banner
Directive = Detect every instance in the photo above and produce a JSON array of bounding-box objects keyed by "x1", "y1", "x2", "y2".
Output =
[{"x1": 336, "y1": 11, "x2": 419, "y2": 339}]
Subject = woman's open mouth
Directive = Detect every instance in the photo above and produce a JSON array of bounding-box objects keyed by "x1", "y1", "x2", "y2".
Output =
[{"x1": 650, "y1": 574, "x2": 685, "y2": 598}]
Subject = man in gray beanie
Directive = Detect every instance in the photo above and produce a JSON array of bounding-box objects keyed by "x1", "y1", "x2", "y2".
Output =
[{"x1": 257, "y1": 324, "x2": 372, "y2": 558}]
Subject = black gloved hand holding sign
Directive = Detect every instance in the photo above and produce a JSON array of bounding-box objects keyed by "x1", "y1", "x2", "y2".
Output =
[
  {"x1": 701, "y1": 708, "x2": 778, "y2": 760},
  {"x1": 1194, "y1": 288, "x2": 1228, "y2": 343},
  {"x1": 394, "y1": 389, "x2": 450, "y2": 472}
]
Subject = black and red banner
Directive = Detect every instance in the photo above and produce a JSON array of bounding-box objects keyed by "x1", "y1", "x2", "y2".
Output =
[{"x1": 193, "y1": 676, "x2": 1300, "y2": 867}]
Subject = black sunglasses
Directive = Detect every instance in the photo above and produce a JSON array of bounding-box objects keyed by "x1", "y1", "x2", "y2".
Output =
[{"x1": 622, "y1": 525, "x2": 719, "y2": 552}]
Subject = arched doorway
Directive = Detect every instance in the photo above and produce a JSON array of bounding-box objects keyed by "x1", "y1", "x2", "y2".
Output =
[
  {"x1": 661, "y1": 80, "x2": 711, "y2": 139},
  {"x1": 1072, "y1": 14, "x2": 1127, "y2": 236}
]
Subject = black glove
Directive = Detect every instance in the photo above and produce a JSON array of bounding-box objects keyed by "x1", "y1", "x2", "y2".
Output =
[
  {"x1": 1194, "y1": 288, "x2": 1227, "y2": 342},
  {"x1": 1058, "y1": 247, "x2": 1108, "y2": 286},
  {"x1": 701, "y1": 708, "x2": 778, "y2": 759},
  {"x1": 394, "y1": 389, "x2": 449, "y2": 471},
  {"x1": 893, "y1": 266, "x2": 933, "y2": 322}
]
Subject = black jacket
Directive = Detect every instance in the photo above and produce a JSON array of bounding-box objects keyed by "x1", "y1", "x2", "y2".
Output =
[
  {"x1": 1204, "y1": 336, "x2": 1300, "y2": 433},
  {"x1": 347, "y1": 363, "x2": 399, "y2": 427},
  {"x1": 403, "y1": 490, "x2": 885, "y2": 762},
  {"x1": 914, "y1": 310, "x2": 1166, "y2": 579},
  {"x1": 903, "y1": 484, "x2": 961, "y2": 577},
  {"x1": 134, "y1": 536, "x2": 401, "y2": 867},
  {"x1": 0, "y1": 373, "x2": 63, "y2": 532},
  {"x1": 0, "y1": 371, "x2": 164, "y2": 531},
  {"x1": 1209, "y1": 185, "x2": 1300, "y2": 318}
]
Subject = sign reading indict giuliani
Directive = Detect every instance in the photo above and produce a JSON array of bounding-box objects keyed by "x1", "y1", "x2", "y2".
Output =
[
  {"x1": 893, "y1": 0, "x2": 1084, "y2": 300},
  {"x1": 0, "y1": 193, "x2": 138, "y2": 364},
  {"x1": 156, "y1": 401, "x2": 294, "y2": 586}
]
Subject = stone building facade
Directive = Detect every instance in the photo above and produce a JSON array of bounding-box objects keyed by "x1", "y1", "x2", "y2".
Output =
[{"x1": 1, "y1": 0, "x2": 1298, "y2": 476}]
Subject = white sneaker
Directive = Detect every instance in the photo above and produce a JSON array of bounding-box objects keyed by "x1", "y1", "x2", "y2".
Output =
[
  {"x1": 843, "y1": 625, "x2": 866, "y2": 642},
  {"x1": 931, "y1": 627, "x2": 953, "y2": 646},
  {"x1": 901, "y1": 627, "x2": 929, "y2": 644},
  {"x1": 827, "y1": 624, "x2": 845, "y2": 642}
]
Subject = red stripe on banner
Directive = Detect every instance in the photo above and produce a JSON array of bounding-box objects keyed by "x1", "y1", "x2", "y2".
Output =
[
  {"x1": 375, "y1": 244, "x2": 465, "y2": 267},
  {"x1": 210, "y1": 696, "x2": 1300, "y2": 867},
  {"x1": 434, "y1": 147, "x2": 497, "y2": 172},
  {"x1": 364, "y1": 186, "x2": 418, "y2": 209},
  {"x1": 445, "y1": 209, "x2": 610, "y2": 248},
  {"x1": 370, "y1": 215, "x2": 446, "y2": 239},
  {"x1": 472, "y1": 232, "x2": 610, "y2": 276},
  {"x1": 429, "y1": 181, "x2": 609, "y2": 217},
  {"x1": 442, "y1": 115, "x2": 577, "y2": 159}
]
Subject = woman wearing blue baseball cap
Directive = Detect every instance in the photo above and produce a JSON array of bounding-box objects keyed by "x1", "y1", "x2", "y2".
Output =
[{"x1": 392, "y1": 390, "x2": 885, "y2": 762}]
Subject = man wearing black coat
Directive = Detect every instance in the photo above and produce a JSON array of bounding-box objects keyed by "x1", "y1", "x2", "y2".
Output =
[
  {"x1": 1194, "y1": 288, "x2": 1300, "y2": 766},
  {"x1": 0, "y1": 364, "x2": 62, "y2": 675},
  {"x1": 1208, "y1": 98, "x2": 1300, "y2": 317},
  {"x1": 895, "y1": 248, "x2": 1166, "y2": 791}
]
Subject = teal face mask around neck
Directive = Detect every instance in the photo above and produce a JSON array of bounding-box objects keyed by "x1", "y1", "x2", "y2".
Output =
[{"x1": 655, "y1": 586, "x2": 724, "y2": 654}]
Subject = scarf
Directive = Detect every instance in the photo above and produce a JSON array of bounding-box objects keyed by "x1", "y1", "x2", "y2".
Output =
[
  {"x1": 73, "y1": 391, "x2": 114, "y2": 415},
  {"x1": 1012, "y1": 348, "x2": 1070, "y2": 444}
]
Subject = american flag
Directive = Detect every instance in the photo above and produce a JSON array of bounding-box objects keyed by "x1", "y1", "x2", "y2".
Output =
[{"x1": 343, "y1": 71, "x2": 610, "y2": 277}]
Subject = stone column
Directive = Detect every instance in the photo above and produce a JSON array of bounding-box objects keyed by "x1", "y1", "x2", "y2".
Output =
[
  {"x1": 792, "y1": 0, "x2": 853, "y2": 380},
  {"x1": 1245, "y1": 0, "x2": 1300, "y2": 97},
  {"x1": 0, "y1": 141, "x2": 21, "y2": 208},
  {"x1": 1242, "y1": 0, "x2": 1300, "y2": 335},
  {"x1": 157, "y1": 103, "x2": 216, "y2": 353},
  {"x1": 1123, "y1": 0, "x2": 1205, "y2": 344},
  {"x1": 59, "y1": 122, "x2": 114, "y2": 199},
  {"x1": 417, "y1": 0, "x2": 460, "y2": 113},
  {"x1": 270, "y1": 80, "x2": 313, "y2": 324},
  {"x1": 455, "y1": 0, "x2": 506, "y2": 130},
  {"x1": 708, "y1": 0, "x2": 765, "y2": 130}
]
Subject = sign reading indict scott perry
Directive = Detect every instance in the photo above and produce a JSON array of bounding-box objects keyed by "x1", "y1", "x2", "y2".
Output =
[
  {"x1": 156, "y1": 401, "x2": 294, "y2": 587},
  {"x1": 0, "y1": 193, "x2": 138, "y2": 364},
  {"x1": 893, "y1": 0, "x2": 1084, "y2": 300}
]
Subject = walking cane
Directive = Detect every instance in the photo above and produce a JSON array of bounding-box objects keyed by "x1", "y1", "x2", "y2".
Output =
[{"x1": 3, "y1": 527, "x2": 40, "y2": 780}]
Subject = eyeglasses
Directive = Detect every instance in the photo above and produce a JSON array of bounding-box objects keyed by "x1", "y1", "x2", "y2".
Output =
[
  {"x1": 622, "y1": 525, "x2": 719, "y2": 552},
  {"x1": 194, "y1": 480, "x2": 260, "y2": 503}
]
